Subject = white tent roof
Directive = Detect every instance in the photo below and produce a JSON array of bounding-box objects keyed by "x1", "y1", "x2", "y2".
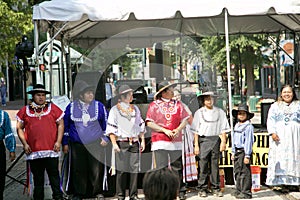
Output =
[
  {"x1": 33, "y1": 0, "x2": 300, "y2": 49},
  {"x1": 32, "y1": 0, "x2": 300, "y2": 131}
]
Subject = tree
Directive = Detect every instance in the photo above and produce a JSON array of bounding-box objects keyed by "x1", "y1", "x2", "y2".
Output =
[
  {"x1": 200, "y1": 34, "x2": 271, "y2": 95},
  {"x1": 0, "y1": 0, "x2": 33, "y2": 66}
]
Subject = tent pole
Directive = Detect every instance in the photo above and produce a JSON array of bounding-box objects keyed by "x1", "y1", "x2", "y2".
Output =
[
  {"x1": 225, "y1": 9, "x2": 233, "y2": 133},
  {"x1": 39, "y1": 22, "x2": 68, "y2": 55},
  {"x1": 34, "y1": 20, "x2": 41, "y2": 83}
]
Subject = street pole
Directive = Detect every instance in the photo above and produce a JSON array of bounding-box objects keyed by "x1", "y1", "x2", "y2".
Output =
[
  {"x1": 22, "y1": 58, "x2": 28, "y2": 106},
  {"x1": 237, "y1": 44, "x2": 243, "y2": 103}
]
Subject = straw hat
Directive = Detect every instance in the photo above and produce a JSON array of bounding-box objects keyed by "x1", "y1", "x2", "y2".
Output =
[{"x1": 154, "y1": 81, "x2": 177, "y2": 100}]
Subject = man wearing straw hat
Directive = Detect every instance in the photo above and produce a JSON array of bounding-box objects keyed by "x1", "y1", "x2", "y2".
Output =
[
  {"x1": 191, "y1": 90, "x2": 230, "y2": 198},
  {"x1": 146, "y1": 81, "x2": 190, "y2": 200},
  {"x1": 16, "y1": 84, "x2": 64, "y2": 200}
]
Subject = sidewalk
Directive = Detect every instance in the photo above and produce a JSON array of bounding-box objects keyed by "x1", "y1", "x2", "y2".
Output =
[{"x1": 3, "y1": 99, "x2": 24, "y2": 120}]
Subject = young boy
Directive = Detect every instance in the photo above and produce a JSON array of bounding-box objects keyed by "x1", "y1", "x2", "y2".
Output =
[
  {"x1": 191, "y1": 91, "x2": 230, "y2": 197},
  {"x1": 231, "y1": 104, "x2": 254, "y2": 199}
]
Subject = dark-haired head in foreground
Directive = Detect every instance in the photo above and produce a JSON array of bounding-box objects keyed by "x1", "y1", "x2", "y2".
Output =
[{"x1": 143, "y1": 167, "x2": 180, "y2": 200}]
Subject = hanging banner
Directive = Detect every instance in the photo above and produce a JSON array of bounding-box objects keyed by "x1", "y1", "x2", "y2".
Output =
[{"x1": 220, "y1": 132, "x2": 269, "y2": 168}]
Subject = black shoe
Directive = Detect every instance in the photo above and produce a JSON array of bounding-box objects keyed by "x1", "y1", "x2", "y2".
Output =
[
  {"x1": 236, "y1": 193, "x2": 252, "y2": 199},
  {"x1": 198, "y1": 190, "x2": 207, "y2": 197},
  {"x1": 96, "y1": 194, "x2": 105, "y2": 200},
  {"x1": 72, "y1": 195, "x2": 82, "y2": 200},
  {"x1": 212, "y1": 189, "x2": 223, "y2": 197},
  {"x1": 179, "y1": 192, "x2": 186, "y2": 200},
  {"x1": 129, "y1": 195, "x2": 143, "y2": 200},
  {"x1": 231, "y1": 190, "x2": 240, "y2": 197}
]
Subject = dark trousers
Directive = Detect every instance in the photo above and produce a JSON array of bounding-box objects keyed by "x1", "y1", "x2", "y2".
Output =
[
  {"x1": 153, "y1": 149, "x2": 185, "y2": 193},
  {"x1": 198, "y1": 136, "x2": 221, "y2": 191},
  {"x1": 29, "y1": 157, "x2": 62, "y2": 200},
  {"x1": 70, "y1": 141, "x2": 105, "y2": 197},
  {"x1": 116, "y1": 141, "x2": 139, "y2": 198},
  {"x1": 233, "y1": 150, "x2": 252, "y2": 197},
  {"x1": 0, "y1": 141, "x2": 5, "y2": 200}
]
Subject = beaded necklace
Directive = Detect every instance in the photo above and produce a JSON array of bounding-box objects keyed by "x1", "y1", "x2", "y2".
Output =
[
  {"x1": 117, "y1": 102, "x2": 134, "y2": 121},
  {"x1": 30, "y1": 102, "x2": 48, "y2": 120}
]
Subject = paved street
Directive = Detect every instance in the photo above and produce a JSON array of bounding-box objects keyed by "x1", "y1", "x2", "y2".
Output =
[{"x1": 3, "y1": 99, "x2": 300, "y2": 200}]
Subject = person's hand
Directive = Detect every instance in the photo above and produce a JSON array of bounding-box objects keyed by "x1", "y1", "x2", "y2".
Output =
[
  {"x1": 140, "y1": 139, "x2": 145, "y2": 152},
  {"x1": 9, "y1": 152, "x2": 16, "y2": 162},
  {"x1": 231, "y1": 154, "x2": 235, "y2": 161},
  {"x1": 271, "y1": 133, "x2": 280, "y2": 142},
  {"x1": 163, "y1": 129, "x2": 174, "y2": 139},
  {"x1": 23, "y1": 144, "x2": 32, "y2": 155},
  {"x1": 63, "y1": 145, "x2": 69, "y2": 154},
  {"x1": 100, "y1": 139, "x2": 108, "y2": 147},
  {"x1": 113, "y1": 143, "x2": 120, "y2": 152},
  {"x1": 220, "y1": 141, "x2": 226, "y2": 152},
  {"x1": 172, "y1": 129, "x2": 180, "y2": 138},
  {"x1": 244, "y1": 157, "x2": 250, "y2": 164},
  {"x1": 194, "y1": 144, "x2": 200, "y2": 155},
  {"x1": 53, "y1": 142, "x2": 61, "y2": 152}
]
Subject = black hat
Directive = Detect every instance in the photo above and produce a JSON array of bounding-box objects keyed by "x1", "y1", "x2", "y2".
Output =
[
  {"x1": 232, "y1": 104, "x2": 254, "y2": 119},
  {"x1": 27, "y1": 84, "x2": 51, "y2": 95},
  {"x1": 154, "y1": 81, "x2": 177, "y2": 100},
  {"x1": 73, "y1": 80, "x2": 95, "y2": 98}
]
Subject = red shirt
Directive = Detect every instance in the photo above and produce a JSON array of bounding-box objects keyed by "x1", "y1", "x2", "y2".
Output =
[
  {"x1": 146, "y1": 99, "x2": 189, "y2": 150},
  {"x1": 17, "y1": 103, "x2": 64, "y2": 153}
]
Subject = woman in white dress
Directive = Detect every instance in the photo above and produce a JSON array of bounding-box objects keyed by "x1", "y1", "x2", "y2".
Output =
[
  {"x1": 106, "y1": 85, "x2": 145, "y2": 200},
  {"x1": 266, "y1": 84, "x2": 300, "y2": 192}
]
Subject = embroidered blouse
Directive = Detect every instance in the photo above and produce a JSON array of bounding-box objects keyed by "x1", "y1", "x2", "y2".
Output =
[
  {"x1": 16, "y1": 103, "x2": 64, "y2": 160},
  {"x1": 62, "y1": 100, "x2": 108, "y2": 145},
  {"x1": 106, "y1": 102, "x2": 145, "y2": 138},
  {"x1": 146, "y1": 99, "x2": 190, "y2": 151}
]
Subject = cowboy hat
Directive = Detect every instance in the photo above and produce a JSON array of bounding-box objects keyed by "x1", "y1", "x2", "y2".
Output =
[
  {"x1": 232, "y1": 104, "x2": 254, "y2": 119},
  {"x1": 27, "y1": 84, "x2": 51, "y2": 95},
  {"x1": 73, "y1": 80, "x2": 95, "y2": 98},
  {"x1": 154, "y1": 81, "x2": 177, "y2": 100}
]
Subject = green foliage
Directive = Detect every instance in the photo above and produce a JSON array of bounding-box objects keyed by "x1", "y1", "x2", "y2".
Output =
[
  {"x1": 200, "y1": 34, "x2": 271, "y2": 72},
  {"x1": 188, "y1": 70, "x2": 198, "y2": 82},
  {"x1": 0, "y1": 0, "x2": 33, "y2": 64}
]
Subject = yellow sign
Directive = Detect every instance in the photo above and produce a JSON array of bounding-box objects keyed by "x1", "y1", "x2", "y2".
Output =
[{"x1": 220, "y1": 132, "x2": 269, "y2": 168}]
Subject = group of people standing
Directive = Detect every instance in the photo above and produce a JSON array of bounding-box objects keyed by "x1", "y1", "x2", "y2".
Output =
[{"x1": 0, "y1": 80, "x2": 299, "y2": 200}]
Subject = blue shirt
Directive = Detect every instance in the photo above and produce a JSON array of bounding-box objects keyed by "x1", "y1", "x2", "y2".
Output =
[
  {"x1": 0, "y1": 110, "x2": 16, "y2": 152},
  {"x1": 231, "y1": 120, "x2": 254, "y2": 158},
  {"x1": 62, "y1": 100, "x2": 109, "y2": 145}
]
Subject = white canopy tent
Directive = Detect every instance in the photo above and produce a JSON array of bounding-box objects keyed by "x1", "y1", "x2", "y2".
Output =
[
  {"x1": 33, "y1": 0, "x2": 300, "y2": 49},
  {"x1": 32, "y1": 0, "x2": 300, "y2": 129}
]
